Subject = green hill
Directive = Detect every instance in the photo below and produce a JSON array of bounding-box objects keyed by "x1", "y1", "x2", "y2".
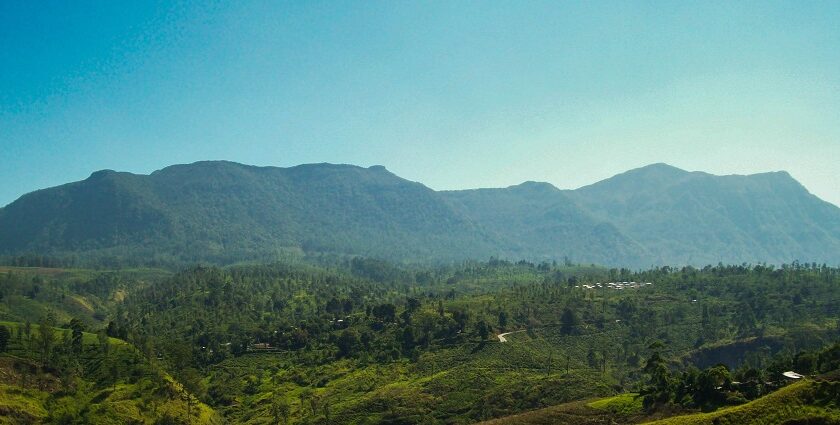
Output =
[
  {"x1": 1, "y1": 259, "x2": 839, "y2": 423},
  {"x1": 441, "y1": 182, "x2": 650, "y2": 266},
  {"x1": 570, "y1": 163, "x2": 840, "y2": 265},
  {"x1": 478, "y1": 380, "x2": 840, "y2": 425},
  {"x1": 0, "y1": 321, "x2": 220, "y2": 424},
  {"x1": 2, "y1": 161, "x2": 840, "y2": 267},
  {"x1": 643, "y1": 379, "x2": 840, "y2": 425},
  {"x1": 0, "y1": 161, "x2": 500, "y2": 265},
  {"x1": 475, "y1": 395, "x2": 646, "y2": 425}
]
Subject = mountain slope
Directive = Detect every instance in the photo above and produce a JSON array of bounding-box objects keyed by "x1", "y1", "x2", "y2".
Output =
[
  {"x1": 569, "y1": 163, "x2": 840, "y2": 265},
  {"x1": 442, "y1": 182, "x2": 650, "y2": 266},
  {"x1": 1, "y1": 161, "x2": 840, "y2": 267},
  {"x1": 0, "y1": 161, "x2": 500, "y2": 264}
]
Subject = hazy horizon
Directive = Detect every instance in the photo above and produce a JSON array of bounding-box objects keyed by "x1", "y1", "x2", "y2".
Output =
[{"x1": 3, "y1": 2, "x2": 839, "y2": 207}]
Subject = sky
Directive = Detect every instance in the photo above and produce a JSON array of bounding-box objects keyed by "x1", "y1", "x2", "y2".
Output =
[{"x1": 2, "y1": 1, "x2": 839, "y2": 207}]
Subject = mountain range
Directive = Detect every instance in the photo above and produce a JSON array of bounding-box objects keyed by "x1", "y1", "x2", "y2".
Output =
[{"x1": 1, "y1": 161, "x2": 839, "y2": 267}]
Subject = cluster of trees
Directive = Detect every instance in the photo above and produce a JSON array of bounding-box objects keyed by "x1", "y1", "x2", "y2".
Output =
[
  {"x1": 111, "y1": 263, "x2": 509, "y2": 374},
  {"x1": 96, "y1": 260, "x2": 840, "y2": 382},
  {"x1": 2, "y1": 258, "x2": 840, "y2": 424},
  {"x1": 0, "y1": 254, "x2": 78, "y2": 268},
  {"x1": 0, "y1": 312, "x2": 214, "y2": 423},
  {"x1": 641, "y1": 341, "x2": 840, "y2": 412}
]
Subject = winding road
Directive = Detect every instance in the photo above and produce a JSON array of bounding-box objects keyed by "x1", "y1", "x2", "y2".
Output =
[{"x1": 497, "y1": 329, "x2": 526, "y2": 342}]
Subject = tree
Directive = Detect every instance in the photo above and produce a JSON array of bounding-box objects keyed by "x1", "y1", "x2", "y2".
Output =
[
  {"x1": 0, "y1": 325, "x2": 9, "y2": 352},
  {"x1": 475, "y1": 320, "x2": 490, "y2": 341},
  {"x1": 336, "y1": 329, "x2": 359, "y2": 358},
  {"x1": 326, "y1": 297, "x2": 342, "y2": 315},
  {"x1": 69, "y1": 318, "x2": 84, "y2": 355},
  {"x1": 98, "y1": 330, "x2": 110, "y2": 356},
  {"x1": 587, "y1": 348, "x2": 598, "y2": 369},
  {"x1": 37, "y1": 315, "x2": 55, "y2": 366},
  {"x1": 453, "y1": 310, "x2": 470, "y2": 333},
  {"x1": 299, "y1": 387, "x2": 318, "y2": 416},
  {"x1": 406, "y1": 297, "x2": 422, "y2": 313},
  {"x1": 180, "y1": 368, "x2": 206, "y2": 425},
  {"x1": 109, "y1": 360, "x2": 120, "y2": 393},
  {"x1": 401, "y1": 326, "x2": 415, "y2": 353},
  {"x1": 734, "y1": 302, "x2": 758, "y2": 337},
  {"x1": 640, "y1": 344, "x2": 674, "y2": 411},
  {"x1": 271, "y1": 394, "x2": 291, "y2": 424},
  {"x1": 498, "y1": 311, "x2": 508, "y2": 330},
  {"x1": 372, "y1": 303, "x2": 396, "y2": 323},
  {"x1": 560, "y1": 307, "x2": 579, "y2": 336},
  {"x1": 695, "y1": 365, "x2": 732, "y2": 408}
]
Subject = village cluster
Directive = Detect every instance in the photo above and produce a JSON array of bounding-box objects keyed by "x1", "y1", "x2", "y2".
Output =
[{"x1": 574, "y1": 281, "x2": 653, "y2": 290}]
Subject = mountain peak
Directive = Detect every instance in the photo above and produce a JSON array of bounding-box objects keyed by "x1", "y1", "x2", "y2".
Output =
[
  {"x1": 577, "y1": 163, "x2": 689, "y2": 194},
  {"x1": 87, "y1": 169, "x2": 118, "y2": 179},
  {"x1": 509, "y1": 181, "x2": 559, "y2": 193},
  {"x1": 629, "y1": 162, "x2": 688, "y2": 176}
]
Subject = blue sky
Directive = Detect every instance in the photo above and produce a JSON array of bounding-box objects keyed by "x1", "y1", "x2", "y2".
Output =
[{"x1": 2, "y1": 1, "x2": 839, "y2": 207}]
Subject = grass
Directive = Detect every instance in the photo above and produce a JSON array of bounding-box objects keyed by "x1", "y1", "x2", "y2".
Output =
[
  {"x1": 588, "y1": 393, "x2": 643, "y2": 415},
  {"x1": 476, "y1": 399, "x2": 631, "y2": 425},
  {"x1": 474, "y1": 393, "x2": 646, "y2": 425},
  {"x1": 0, "y1": 384, "x2": 49, "y2": 424}
]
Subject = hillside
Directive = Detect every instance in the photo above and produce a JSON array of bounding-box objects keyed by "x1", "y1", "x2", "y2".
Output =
[
  {"x1": 0, "y1": 161, "x2": 500, "y2": 265},
  {"x1": 2, "y1": 161, "x2": 840, "y2": 267},
  {"x1": 441, "y1": 182, "x2": 650, "y2": 266},
  {"x1": 1, "y1": 260, "x2": 839, "y2": 423},
  {"x1": 570, "y1": 163, "x2": 840, "y2": 265},
  {"x1": 0, "y1": 321, "x2": 220, "y2": 424},
  {"x1": 478, "y1": 379, "x2": 840, "y2": 425},
  {"x1": 643, "y1": 379, "x2": 840, "y2": 425}
]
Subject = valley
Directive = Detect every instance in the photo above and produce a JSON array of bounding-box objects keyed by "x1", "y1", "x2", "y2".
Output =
[
  {"x1": 4, "y1": 1, "x2": 840, "y2": 422},
  {"x1": 0, "y1": 260, "x2": 838, "y2": 423}
]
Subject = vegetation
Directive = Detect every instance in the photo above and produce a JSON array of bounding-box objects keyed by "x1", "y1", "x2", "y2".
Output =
[
  {"x1": 3, "y1": 161, "x2": 840, "y2": 267},
  {"x1": 643, "y1": 379, "x2": 840, "y2": 425},
  {"x1": 0, "y1": 319, "x2": 220, "y2": 424},
  {"x1": 0, "y1": 259, "x2": 838, "y2": 423}
]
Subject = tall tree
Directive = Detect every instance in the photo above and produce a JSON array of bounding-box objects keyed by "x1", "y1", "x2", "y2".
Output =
[
  {"x1": 69, "y1": 318, "x2": 84, "y2": 355},
  {"x1": 560, "y1": 307, "x2": 579, "y2": 336},
  {"x1": 37, "y1": 315, "x2": 55, "y2": 366},
  {"x1": 0, "y1": 325, "x2": 9, "y2": 352}
]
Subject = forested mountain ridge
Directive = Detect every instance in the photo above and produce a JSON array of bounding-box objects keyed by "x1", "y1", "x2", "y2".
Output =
[
  {"x1": 2, "y1": 161, "x2": 840, "y2": 267},
  {"x1": 568, "y1": 163, "x2": 840, "y2": 265},
  {"x1": 440, "y1": 182, "x2": 652, "y2": 266},
  {"x1": 0, "y1": 161, "x2": 500, "y2": 265}
]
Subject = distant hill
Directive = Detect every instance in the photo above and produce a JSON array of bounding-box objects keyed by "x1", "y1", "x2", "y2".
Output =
[
  {"x1": 0, "y1": 161, "x2": 502, "y2": 265},
  {"x1": 441, "y1": 182, "x2": 651, "y2": 266},
  {"x1": 1, "y1": 161, "x2": 840, "y2": 267},
  {"x1": 569, "y1": 163, "x2": 840, "y2": 265}
]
